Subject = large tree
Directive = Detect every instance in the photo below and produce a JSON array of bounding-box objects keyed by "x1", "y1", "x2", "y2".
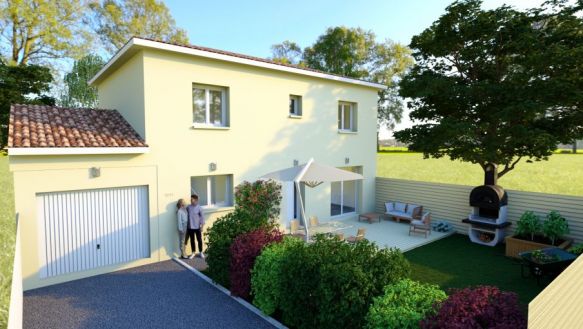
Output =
[
  {"x1": 274, "y1": 27, "x2": 413, "y2": 149},
  {"x1": 270, "y1": 40, "x2": 302, "y2": 65},
  {"x1": 60, "y1": 54, "x2": 105, "y2": 108},
  {"x1": 90, "y1": 0, "x2": 189, "y2": 54},
  {"x1": 0, "y1": 60, "x2": 55, "y2": 147},
  {"x1": 394, "y1": 0, "x2": 583, "y2": 179},
  {"x1": 0, "y1": 0, "x2": 91, "y2": 65}
]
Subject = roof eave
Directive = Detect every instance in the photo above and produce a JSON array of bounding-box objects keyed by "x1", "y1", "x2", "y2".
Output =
[
  {"x1": 89, "y1": 37, "x2": 387, "y2": 90},
  {"x1": 8, "y1": 147, "x2": 149, "y2": 156}
]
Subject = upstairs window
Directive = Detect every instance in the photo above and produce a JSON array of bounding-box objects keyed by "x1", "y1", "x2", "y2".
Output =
[
  {"x1": 338, "y1": 101, "x2": 357, "y2": 132},
  {"x1": 289, "y1": 95, "x2": 302, "y2": 117},
  {"x1": 193, "y1": 84, "x2": 229, "y2": 127}
]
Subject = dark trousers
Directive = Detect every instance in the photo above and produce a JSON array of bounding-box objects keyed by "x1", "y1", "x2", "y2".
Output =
[{"x1": 185, "y1": 228, "x2": 203, "y2": 253}]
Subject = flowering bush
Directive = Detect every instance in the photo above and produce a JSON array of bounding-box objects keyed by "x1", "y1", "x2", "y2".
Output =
[
  {"x1": 235, "y1": 180, "x2": 282, "y2": 220},
  {"x1": 365, "y1": 279, "x2": 447, "y2": 329},
  {"x1": 205, "y1": 180, "x2": 281, "y2": 287},
  {"x1": 229, "y1": 228, "x2": 283, "y2": 299},
  {"x1": 251, "y1": 236, "x2": 305, "y2": 315},
  {"x1": 420, "y1": 286, "x2": 526, "y2": 329}
]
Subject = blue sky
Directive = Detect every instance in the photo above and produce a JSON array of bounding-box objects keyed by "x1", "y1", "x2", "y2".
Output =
[{"x1": 164, "y1": 0, "x2": 542, "y2": 136}]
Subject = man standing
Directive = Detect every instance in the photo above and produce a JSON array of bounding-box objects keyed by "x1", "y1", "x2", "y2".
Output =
[{"x1": 185, "y1": 194, "x2": 205, "y2": 259}]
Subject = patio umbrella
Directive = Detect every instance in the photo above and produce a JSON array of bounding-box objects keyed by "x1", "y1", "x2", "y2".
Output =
[{"x1": 260, "y1": 158, "x2": 364, "y2": 237}]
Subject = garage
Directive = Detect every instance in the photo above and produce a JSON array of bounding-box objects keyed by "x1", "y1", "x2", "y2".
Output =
[{"x1": 37, "y1": 186, "x2": 150, "y2": 278}]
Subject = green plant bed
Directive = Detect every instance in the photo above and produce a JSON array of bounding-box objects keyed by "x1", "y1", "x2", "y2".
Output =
[{"x1": 404, "y1": 234, "x2": 544, "y2": 307}]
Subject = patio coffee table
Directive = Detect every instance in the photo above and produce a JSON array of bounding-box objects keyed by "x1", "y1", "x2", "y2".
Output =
[
  {"x1": 358, "y1": 212, "x2": 381, "y2": 224},
  {"x1": 519, "y1": 247, "x2": 577, "y2": 286}
]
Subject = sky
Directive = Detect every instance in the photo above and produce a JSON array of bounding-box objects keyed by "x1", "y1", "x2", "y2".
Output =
[{"x1": 164, "y1": 0, "x2": 544, "y2": 137}]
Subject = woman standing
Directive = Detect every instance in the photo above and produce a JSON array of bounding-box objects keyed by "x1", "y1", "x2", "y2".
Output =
[{"x1": 176, "y1": 199, "x2": 188, "y2": 259}]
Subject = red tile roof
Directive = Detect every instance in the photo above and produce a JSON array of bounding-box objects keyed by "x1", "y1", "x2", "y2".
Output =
[{"x1": 8, "y1": 104, "x2": 147, "y2": 148}]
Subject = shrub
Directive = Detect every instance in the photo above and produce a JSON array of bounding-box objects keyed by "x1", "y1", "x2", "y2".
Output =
[
  {"x1": 205, "y1": 209, "x2": 276, "y2": 287},
  {"x1": 543, "y1": 210, "x2": 569, "y2": 245},
  {"x1": 204, "y1": 180, "x2": 281, "y2": 287},
  {"x1": 568, "y1": 243, "x2": 583, "y2": 255},
  {"x1": 365, "y1": 279, "x2": 447, "y2": 329},
  {"x1": 279, "y1": 235, "x2": 410, "y2": 329},
  {"x1": 235, "y1": 180, "x2": 282, "y2": 220},
  {"x1": 229, "y1": 228, "x2": 283, "y2": 300},
  {"x1": 515, "y1": 211, "x2": 541, "y2": 241},
  {"x1": 421, "y1": 286, "x2": 526, "y2": 329},
  {"x1": 251, "y1": 236, "x2": 305, "y2": 315}
]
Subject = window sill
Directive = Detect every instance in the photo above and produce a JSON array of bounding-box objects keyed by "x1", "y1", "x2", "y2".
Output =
[
  {"x1": 288, "y1": 114, "x2": 302, "y2": 119},
  {"x1": 192, "y1": 124, "x2": 230, "y2": 130},
  {"x1": 338, "y1": 130, "x2": 357, "y2": 134},
  {"x1": 201, "y1": 206, "x2": 235, "y2": 214}
]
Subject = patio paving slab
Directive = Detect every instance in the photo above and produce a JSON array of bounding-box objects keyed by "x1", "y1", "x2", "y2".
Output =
[
  {"x1": 333, "y1": 216, "x2": 453, "y2": 252},
  {"x1": 23, "y1": 260, "x2": 276, "y2": 329}
]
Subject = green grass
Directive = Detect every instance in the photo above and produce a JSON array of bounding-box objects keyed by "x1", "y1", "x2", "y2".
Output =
[
  {"x1": 404, "y1": 234, "x2": 544, "y2": 307},
  {"x1": 377, "y1": 152, "x2": 583, "y2": 196},
  {"x1": 0, "y1": 156, "x2": 15, "y2": 328}
]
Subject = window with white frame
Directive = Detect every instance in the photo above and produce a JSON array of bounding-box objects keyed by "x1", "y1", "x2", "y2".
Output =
[
  {"x1": 338, "y1": 101, "x2": 357, "y2": 132},
  {"x1": 192, "y1": 84, "x2": 229, "y2": 127},
  {"x1": 190, "y1": 175, "x2": 233, "y2": 208},
  {"x1": 289, "y1": 95, "x2": 302, "y2": 116}
]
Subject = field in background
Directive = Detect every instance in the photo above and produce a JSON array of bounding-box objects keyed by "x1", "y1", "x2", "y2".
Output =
[
  {"x1": 377, "y1": 152, "x2": 583, "y2": 196},
  {"x1": 0, "y1": 156, "x2": 15, "y2": 328}
]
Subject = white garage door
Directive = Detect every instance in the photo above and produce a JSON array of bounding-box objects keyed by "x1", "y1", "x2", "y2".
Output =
[{"x1": 37, "y1": 186, "x2": 150, "y2": 278}]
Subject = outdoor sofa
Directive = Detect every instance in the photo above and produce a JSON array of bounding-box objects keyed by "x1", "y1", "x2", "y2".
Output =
[{"x1": 384, "y1": 201, "x2": 424, "y2": 223}]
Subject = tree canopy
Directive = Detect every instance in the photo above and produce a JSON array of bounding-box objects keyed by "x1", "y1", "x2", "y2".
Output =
[
  {"x1": 270, "y1": 41, "x2": 302, "y2": 65},
  {"x1": 0, "y1": 60, "x2": 55, "y2": 146},
  {"x1": 90, "y1": 0, "x2": 189, "y2": 54},
  {"x1": 394, "y1": 0, "x2": 583, "y2": 178},
  {"x1": 60, "y1": 54, "x2": 105, "y2": 108},
  {"x1": 0, "y1": 0, "x2": 91, "y2": 65}
]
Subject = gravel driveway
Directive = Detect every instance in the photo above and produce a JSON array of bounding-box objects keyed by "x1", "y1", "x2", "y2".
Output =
[{"x1": 23, "y1": 260, "x2": 276, "y2": 329}]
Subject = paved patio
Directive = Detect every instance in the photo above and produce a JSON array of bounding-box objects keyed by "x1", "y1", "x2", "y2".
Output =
[
  {"x1": 23, "y1": 260, "x2": 276, "y2": 329},
  {"x1": 332, "y1": 216, "x2": 453, "y2": 252}
]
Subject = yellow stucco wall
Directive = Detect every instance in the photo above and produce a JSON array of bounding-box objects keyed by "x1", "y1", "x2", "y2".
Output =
[{"x1": 10, "y1": 49, "x2": 379, "y2": 290}]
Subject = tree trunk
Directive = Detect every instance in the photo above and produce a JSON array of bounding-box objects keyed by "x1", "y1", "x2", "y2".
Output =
[{"x1": 573, "y1": 140, "x2": 578, "y2": 154}]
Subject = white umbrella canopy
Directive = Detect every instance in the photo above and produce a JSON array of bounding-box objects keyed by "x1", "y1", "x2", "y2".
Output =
[
  {"x1": 260, "y1": 158, "x2": 364, "y2": 238},
  {"x1": 260, "y1": 158, "x2": 364, "y2": 184}
]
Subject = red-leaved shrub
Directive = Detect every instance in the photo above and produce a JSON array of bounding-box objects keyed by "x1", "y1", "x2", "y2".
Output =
[
  {"x1": 229, "y1": 228, "x2": 283, "y2": 299},
  {"x1": 421, "y1": 286, "x2": 526, "y2": 329}
]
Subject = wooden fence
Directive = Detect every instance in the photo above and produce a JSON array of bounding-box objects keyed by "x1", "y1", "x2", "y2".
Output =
[{"x1": 375, "y1": 178, "x2": 583, "y2": 243}]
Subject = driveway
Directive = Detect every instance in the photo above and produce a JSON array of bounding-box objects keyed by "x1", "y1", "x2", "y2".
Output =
[{"x1": 23, "y1": 260, "x2": 276, "y2": 329}]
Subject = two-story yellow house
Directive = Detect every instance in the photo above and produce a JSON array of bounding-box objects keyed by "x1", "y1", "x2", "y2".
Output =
[{"x1": 8, "y1": 37, "x2": 385, "y2": 290}]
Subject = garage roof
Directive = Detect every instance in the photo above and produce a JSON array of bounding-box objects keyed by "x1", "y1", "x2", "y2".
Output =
[{"x1": 8, "y1": 104, "x2": 148, "y2": 155}]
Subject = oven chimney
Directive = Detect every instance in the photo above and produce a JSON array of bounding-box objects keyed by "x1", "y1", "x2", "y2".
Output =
[{"x1": 484, "y1": 163, "x2": 497, "y2": 186}]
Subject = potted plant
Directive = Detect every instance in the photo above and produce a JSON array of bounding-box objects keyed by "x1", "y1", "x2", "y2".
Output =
[{"x1": 505, "y1": 210, "x2": 572, "y2": 258}]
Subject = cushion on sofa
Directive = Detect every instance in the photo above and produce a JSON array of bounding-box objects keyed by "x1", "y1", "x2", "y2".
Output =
[
  {"x1": 405, "y1": 204, "x2": 419, "y2": 216},
  {"x1": 394, "y1": 202, "x2": 407, "y2": 212},
  {"x1": 385, "y1": 202, "x2": 395, "y2": 213}
]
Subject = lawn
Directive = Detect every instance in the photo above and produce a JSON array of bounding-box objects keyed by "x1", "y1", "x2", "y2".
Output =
[
  {"x1": 0, "y1": 156, "x2": 15, "y2": 328},
  {"x1": 404, "y1": 234, "x2": 544, "y2": 307},
  {"x1": 377, "y1": 152, "x2": 583, "y2": 196}
]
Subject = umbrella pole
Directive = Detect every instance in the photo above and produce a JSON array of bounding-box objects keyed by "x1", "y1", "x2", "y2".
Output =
[{"x1": 295, "y1": 180, "x2": 309, "y2": 240}]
